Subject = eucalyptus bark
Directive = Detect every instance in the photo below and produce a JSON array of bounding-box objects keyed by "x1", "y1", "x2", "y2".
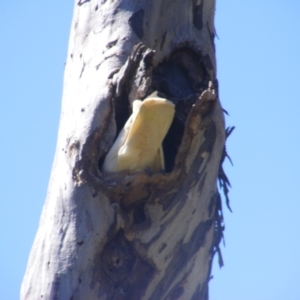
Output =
[{"x1": 21, "y1": 0, "x2": 226, "y2": 299}]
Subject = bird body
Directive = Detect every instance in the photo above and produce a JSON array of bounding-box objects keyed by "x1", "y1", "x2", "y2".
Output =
[{"x1": 103, "y1": 97, "x2": 175, "y2": 173}]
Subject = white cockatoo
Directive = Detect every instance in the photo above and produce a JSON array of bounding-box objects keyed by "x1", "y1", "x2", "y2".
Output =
[{"x1": 102, "y1": 97, "x2": 175, "y2": 173}]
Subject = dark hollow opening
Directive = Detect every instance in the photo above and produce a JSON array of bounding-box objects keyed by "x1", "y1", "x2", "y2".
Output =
[
  {"x1": 113, "y1": 93, "x2": 131, "y2": 137},
  {"x1": 152, "y1": 48, "x2": 210, "y2": 172},
  {"x1": 98, "y1": 90, "x2": 130, "y2": 171},
  {"x1": 99, "y1": 47, "x2": 209, "y2": 174},
  {"x1": 162, "y1": 116, "x2": 184, "y2": 173}
]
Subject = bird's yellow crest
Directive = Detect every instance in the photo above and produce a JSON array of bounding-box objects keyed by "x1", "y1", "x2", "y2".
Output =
[{"x1": 103, "y1": 97, "x2": 175, "y2": 173}]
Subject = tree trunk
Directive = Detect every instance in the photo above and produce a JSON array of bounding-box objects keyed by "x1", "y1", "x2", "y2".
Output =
[{"x1": 21, "y1": 0, "x2": 226, "y2": 299}]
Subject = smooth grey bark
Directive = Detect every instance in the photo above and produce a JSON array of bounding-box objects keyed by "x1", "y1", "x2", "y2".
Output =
[{"x1": 21, "y1": 0, "x2": 227, "y2": 299}]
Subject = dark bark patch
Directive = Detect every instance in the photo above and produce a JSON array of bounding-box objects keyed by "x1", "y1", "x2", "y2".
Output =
[
  {"x1": 69, "y1": 140, "x2": 80, "y2": 152},
  {"x1": 213, "y1": 78, "x2": 219, "y2": 98},
  {"x1": 77, "y1": 240, "x2": 84, "y2": 246},
  {"x1": 102, "y1": 230, "x2": 136, "y2": 283},
  {"x1": 199, "y1": 120, "x2": 216, "y2": 155},
  {"x1": 208, "y1": 193, "x2": 215, "y2": 218},
  {"x1": 207, "y1": 191, "x2": 225, "y2": 271},
  {"x1": 191, "y1": 284, "x2": 208, "y2": 300},
  {"x1": 212, "y1": 192, "x2": 225, "y2": 267},
  {"x1": 129, "y1": 9, "x2": 144, "y2": 39},
  {"x1": 165, "y1": 286, "x2": 184, "y2": 300},
  {"x1": 193, "y1": 0, "x2": 203, "y2": 30},
  {"x1": 160, "y1": 31, "x2": 167, "y2": 50},
  {"x1": 106, "y1": 39, "x2": 118, "y2": 49},
  {"x1": 133, "y1": 201, "x2": 146, "y2": 224},
  {"x1": 49, "y1": 274, "x2": 60, "y2": 300},
  {"x1": 77, "y1": 0, "x2": 90, "y2": 6},
  {"x1": 207, "y1": 23, "x2": 216, "y2": 52},
  {"x1": 158, "y1": 243, "x2": 167, "y2": 253},
  {"x1": 197, "y1": 172, "x2": 206, "y2": 194},
  {"x1": 85, "y1": 210, "x2": 94, "y2": 232},
  {"x1": 79, "y1": 62, "x2": 85, "y2": 78},
  {"x1": 95, "y1": 230, "x2": 155, "y2": 299},
  {"x1": 202, "y1": 53, "x2": 213, "y2": 71}
]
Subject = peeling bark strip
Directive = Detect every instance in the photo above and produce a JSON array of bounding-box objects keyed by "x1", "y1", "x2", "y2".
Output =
[
  {"x1": 21, "y1": 1, "x2": 229, "y2": 299},
  {"x1": 218, "y1": 126, "x2": 235, "y2": 211}
]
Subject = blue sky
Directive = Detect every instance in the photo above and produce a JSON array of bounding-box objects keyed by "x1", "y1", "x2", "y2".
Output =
[{"x1": 1, "y1": 1, "x2": 299, "y2": 299}]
